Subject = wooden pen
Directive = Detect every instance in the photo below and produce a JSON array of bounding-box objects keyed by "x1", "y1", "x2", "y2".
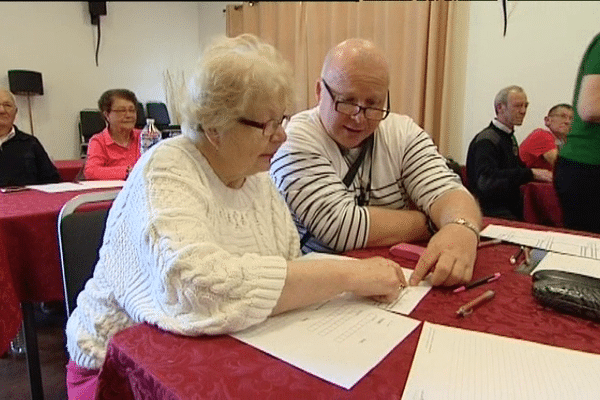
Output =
[
  {"x1": 478, "y1": 238, "x2": 502, "y2": 248},
  {"x1": 456, "y1": 290, "x2": 495, "y2": 317}
]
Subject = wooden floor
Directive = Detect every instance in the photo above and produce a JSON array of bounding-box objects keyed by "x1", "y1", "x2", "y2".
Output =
[{"x1": 0, "y1": 304, "x2": 68, "y2": 400}]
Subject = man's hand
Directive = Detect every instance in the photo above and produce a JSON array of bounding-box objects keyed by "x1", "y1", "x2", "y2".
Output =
[
  {"x1": 532, "y1": 168, "x2": 553, "y2": 183},
  {"x1": 409, "y1": 223, "x2": 478, "y2": 286}
]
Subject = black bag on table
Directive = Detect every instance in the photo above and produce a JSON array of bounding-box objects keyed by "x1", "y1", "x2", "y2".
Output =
[{"x1": 532, "y1": 269, "x2": 600, "y2": 323}]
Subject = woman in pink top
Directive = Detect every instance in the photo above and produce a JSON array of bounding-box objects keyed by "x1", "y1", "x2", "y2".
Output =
[{"x1": 84, "y1": 89, "x2": 141, "y2": 180}]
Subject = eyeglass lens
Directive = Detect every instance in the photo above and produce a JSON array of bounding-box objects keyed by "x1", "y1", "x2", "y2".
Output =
[
  {"x1": 322, "y1": 78, "x2": 388, "y2": 120},
  {"x1": 336, "y1": 103, "x2": 386, "y2": 120},
  {"x1": 112, "y1": 108, "x2": 136, "y2": 114},
  {"x1": 264, "y1": 115, "x2": 290, "y2": 136}
]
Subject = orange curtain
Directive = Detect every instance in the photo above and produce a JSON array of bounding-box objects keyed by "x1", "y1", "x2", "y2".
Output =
[{"x1": 226, "y1": 1, "x2": 458, "y2": 151}]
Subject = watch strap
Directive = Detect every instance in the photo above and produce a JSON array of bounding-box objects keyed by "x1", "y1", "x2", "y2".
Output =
[{"x1": 446, "y1": 217, "x2": 480, "y2": 243}]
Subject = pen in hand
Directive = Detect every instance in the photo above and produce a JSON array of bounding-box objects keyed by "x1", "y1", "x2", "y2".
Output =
[
  {"x1": 456, "y1": 290, "x2": 495, "y2": 317},
  {"x1": 452, "y1": 272, "x2": 501, "y2": 293}
]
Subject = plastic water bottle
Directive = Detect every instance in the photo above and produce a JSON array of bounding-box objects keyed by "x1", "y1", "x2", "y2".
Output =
[{"x1": 140, "y1": 118, "x2": 161, "y2": 156}]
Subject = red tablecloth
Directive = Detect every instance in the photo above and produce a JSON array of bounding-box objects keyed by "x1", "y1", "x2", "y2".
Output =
[
  {"x1": 97, "y1": 217, "x2": 600, "y2": 399},
  {"x1": 54, "y1": 159, "x2": 85, "y2": 182},
  {"x1": 0, "y1": 187, "x2": 112, "y2": 354},
  {"x1": 521, "y1": 181, "x2": 563, "y2": 227},
  {"x1": 0, "y1": 227, "x2": 21, "y2": 355}
]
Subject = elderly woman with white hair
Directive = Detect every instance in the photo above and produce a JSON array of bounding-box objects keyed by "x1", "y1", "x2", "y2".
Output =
[{"x1": 64, "y1": 34, "x2": 406, "y2": 399}]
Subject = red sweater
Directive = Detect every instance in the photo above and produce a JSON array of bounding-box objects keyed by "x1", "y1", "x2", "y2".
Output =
[
  {"x1": 84, "y1": 128, "x2": 141, "y2": 180},
  {"x1": 519, "y1": 128, "x2": 559, "y2": 171}
]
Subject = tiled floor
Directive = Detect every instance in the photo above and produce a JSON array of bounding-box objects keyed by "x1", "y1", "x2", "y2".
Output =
[{"x1": 0, "y1": 304, "x2": 68, "y2": 400}]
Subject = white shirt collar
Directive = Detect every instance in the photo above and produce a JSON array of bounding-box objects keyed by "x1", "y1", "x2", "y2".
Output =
[
  {"x1": 492, "y1": 118, "x2": 513, "y2": 134},
  {"x1": 0, "y1": 126, "x2": 16, "y2": 147}
]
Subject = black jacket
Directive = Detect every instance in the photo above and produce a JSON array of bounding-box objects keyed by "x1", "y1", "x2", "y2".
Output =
[
  {"x1": 0, "y1": 126, "x2": 61, "y2": 187},
  {"x1": 466, "y1": 122, "x2": 533, "y2": 219}
]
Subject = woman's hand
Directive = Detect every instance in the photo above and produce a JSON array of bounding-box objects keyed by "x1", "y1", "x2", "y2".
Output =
[
  {"x1": 347, "y1": 257, "x2": 407, "y2": 303},
  {"x1": 274, "y1": 256, "x2": 407, "y2": 315}
]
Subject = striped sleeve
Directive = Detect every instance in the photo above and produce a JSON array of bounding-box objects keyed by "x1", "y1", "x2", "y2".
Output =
[
  {"x1": 270, "y1": 113, "x2": 369, "y2": 253},
  {"x1": 398, "y1": 125, "x2": 466, "y2": 213},
  {"x1": 271, "y1": 150, "x2": 369, "y2": 253}
]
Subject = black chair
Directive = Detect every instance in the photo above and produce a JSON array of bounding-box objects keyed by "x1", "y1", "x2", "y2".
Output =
[
  {"x1": 146, "y1": 102, "x2": 181, "y2": 138},
  {"x1": 136, "y1": 101, "x2": 146, "y2": 129},
  {"x1": 58, "y1": 190, "x2": 120, "y2": 317},
  {"x1": 79, "y1": 109, "x2": 106, "y2": 157}
]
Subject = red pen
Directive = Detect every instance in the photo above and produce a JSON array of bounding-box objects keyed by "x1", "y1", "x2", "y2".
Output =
[{"x1": 453, "y1": 272, "x2": 501, "y2": 293}]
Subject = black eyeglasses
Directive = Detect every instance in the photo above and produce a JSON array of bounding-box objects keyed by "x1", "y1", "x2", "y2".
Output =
[
  {"x1": 110, "y1": 108, "x2": 137, "y2": 115},
  {"x1": 238, "y1": 115, "x2": 290, "y2": 137},
  {"x1": 321, "y1": 78, "x2": 390, "y2": 121}
]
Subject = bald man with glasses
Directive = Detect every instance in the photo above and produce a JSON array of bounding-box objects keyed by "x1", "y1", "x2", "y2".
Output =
[{"x1": 271, "y1": 38, "x2": 482, "y2": 287}]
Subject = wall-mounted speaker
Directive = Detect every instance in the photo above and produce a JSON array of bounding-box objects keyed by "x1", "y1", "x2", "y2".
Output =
[
  {"x1": 89, "y1": 2, "x2": 107, "y2": 25},
  {"x1": 8, "y1": 70, "x2": 44, "y2": 95}
]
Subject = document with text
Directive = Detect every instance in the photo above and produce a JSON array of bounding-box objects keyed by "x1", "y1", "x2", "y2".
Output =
[
  {"x1": 531, "y1": 251, "x2": 600, "y2": 279},
  {"x1": 481, "y1": 224, "x2": 600, "y2": 260},
  {"x1": 232, "y1": 294, "x2": 421, "y2": 389},
  {"x1": 402, "y1": 322, "x2": 600, "y2": 400}
]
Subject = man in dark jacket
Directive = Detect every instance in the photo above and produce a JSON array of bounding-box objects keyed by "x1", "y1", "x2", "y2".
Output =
[
  {"x1": 0, "y1": 88, "x2": 60, "y2": 188},
  {"x1": 466, "y1": 85, "x2": 552, "y2": 220}
]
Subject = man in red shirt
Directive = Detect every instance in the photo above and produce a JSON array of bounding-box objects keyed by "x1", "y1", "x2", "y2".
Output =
[{"x1": 519, "y1": 104, "x2": 573, "y2": 170}]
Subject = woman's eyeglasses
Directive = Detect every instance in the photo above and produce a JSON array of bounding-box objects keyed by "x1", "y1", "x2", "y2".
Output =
[
  {"x1": 110, "y1": 108, "x2": 137, "y2": 115},
  {"x1": 238, "y1": 115, "x2": 291, "y2": 137}
]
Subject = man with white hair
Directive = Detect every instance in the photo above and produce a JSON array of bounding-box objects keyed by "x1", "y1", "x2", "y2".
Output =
[
  {"x1": 466, "y1": 86, "x2": 552, "y2": 220},
  {"x1": 0, "y1": 88, "x2": 60, "y2": 187}
]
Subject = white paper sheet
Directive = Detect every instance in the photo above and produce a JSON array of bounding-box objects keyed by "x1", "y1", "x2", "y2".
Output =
[
  {"x1": 531, "y1": 251, "x2": 600, "y2": 279},
  {"x1": 26, "y1": 182, "x2": 87, "y2": 193},
  {"x1": 296, "y1": 252, "x2": 432, "y2": 315},
  {"x1": 481, "y1": 224, "x2": 600, "y2": 260},
  {"x1": 26, "y1": 180, "x2": 124, "y2": 193},
  {"x1": 402, "y1": 322, "x2": 600, "y2": 400},
  {"x1": 77, "y1": 180, "x2": 125, "y2": 189},
  {"x1": 232, "y1": 295, "x2": 421, "y2": 389}
]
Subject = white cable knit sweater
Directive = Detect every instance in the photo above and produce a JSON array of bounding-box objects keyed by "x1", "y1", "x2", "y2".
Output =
[{"x1": 66, "y1": 135, "x2": 300, "y2": 370}]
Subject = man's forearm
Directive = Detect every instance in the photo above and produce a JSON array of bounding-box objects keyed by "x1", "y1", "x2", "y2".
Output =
[
  {"x1": 366, "y1": 207, "x2": 430, "y2": 247},
  {"x1": 429, "y1": 189, "x2": 482, "y2": 232}
]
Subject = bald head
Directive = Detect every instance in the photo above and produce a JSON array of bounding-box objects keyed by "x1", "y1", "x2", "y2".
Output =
[
  {"x1": 316, "y1": 39, "x2": 391, "y2": 150},
  {"x1": 321, "y1": 38, "x2": 390, "y2": 87}
]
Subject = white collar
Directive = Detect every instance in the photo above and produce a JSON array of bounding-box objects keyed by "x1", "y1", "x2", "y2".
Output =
[
  {"x1": 492, "y1": 119, "x2": 513, "y2": 134},
  {"x1": 0, "y1": 126, "x2": 16, "y2": 147}
]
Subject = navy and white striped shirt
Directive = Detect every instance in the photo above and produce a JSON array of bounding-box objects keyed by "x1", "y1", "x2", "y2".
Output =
[{"x1": 270, "y1": 107, "x2": 465, "y2": 253}]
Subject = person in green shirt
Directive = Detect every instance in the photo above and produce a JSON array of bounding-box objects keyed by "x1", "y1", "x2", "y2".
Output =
[{"x1": 555, "y1": 32, "x2": 600, "y2": 233}]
